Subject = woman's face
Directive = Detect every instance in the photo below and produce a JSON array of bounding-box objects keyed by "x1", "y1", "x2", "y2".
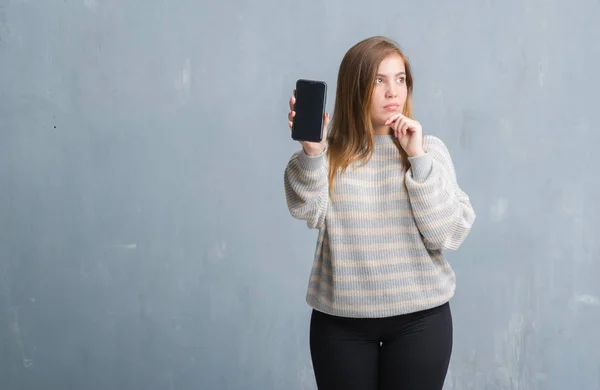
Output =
[{"x1": 369, "y1": 53, "x2": 408, "y2": 134}]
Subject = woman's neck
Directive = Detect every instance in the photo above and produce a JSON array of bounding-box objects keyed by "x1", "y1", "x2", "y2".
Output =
[{"x1": 373, "y1": 125, "x2": 393, "y2": 135}]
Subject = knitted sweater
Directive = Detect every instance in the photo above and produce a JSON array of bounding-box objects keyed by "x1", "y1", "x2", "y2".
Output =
[{"x1": 284, "y1": 134, "x2": 476, "y2": 318}]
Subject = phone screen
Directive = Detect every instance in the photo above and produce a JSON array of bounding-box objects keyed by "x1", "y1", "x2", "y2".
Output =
[{"x1": 292, "y1": 79, "x2": 327, "y2": 143}]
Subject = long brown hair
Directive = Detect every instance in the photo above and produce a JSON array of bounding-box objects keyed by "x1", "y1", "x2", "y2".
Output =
[{"x1": 327, "y1": 36, "x2": 414, "y2": 192}]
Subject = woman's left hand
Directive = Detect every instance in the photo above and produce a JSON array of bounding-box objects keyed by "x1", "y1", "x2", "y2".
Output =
[{"x1": 385, "y1": 114, "x2": 425, "y2": 157}]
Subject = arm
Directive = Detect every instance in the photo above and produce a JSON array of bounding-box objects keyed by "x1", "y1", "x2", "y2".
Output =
[
  {"x1": 404, "y1": 135, "x2": 476, "y2": 251},
  {"x1": 284, "y1": 148, "x2": 329, "y2": 230}
]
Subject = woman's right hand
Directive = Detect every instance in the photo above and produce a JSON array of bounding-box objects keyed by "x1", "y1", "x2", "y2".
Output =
[{"x1": 288, "y1": 90, "x2": 329, "y2": 156}]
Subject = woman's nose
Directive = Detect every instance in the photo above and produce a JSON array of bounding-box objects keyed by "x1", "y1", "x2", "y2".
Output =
[{"x1": 386, "y1": 85, "x2": 397, "y2": 98}]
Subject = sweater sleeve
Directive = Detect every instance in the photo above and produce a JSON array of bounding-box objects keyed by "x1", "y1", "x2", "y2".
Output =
[
  {"x1": 283, "y1": 148, "x2": 329, "y2": 230},
  {"x1": 404, "y1": 135, "x2": 476, "y2": 251}
]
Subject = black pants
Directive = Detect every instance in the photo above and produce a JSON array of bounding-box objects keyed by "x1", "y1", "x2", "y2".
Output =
[{"x1": 309, "y1": 302, "x2": 453, "y2": 390}]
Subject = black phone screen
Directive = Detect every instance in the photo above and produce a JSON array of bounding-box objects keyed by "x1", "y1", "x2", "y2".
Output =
[{"x1": 291, "y1": 79, "x2": 327, "y2": 143}]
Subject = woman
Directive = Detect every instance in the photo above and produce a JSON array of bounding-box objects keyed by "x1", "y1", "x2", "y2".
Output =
[{"x1": 284, "y1": 36, "x2": 476, "y2": 390}]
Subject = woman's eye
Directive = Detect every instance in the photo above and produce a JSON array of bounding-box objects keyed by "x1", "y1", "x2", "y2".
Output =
[
  {"x1": 376, "y1": 77, "x2": 384, "y2": 84},
  {"x1": 398, "y1": 77, "x2": 405, "y2": 83}
]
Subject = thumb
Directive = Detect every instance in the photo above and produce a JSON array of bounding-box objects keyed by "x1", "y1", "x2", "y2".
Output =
[
  {"x1": 322, "y1": 112, "x2": 330, "y2": 142},
  {"x1": 323, "y1": 112, "x2": 330, "y2": 131}
]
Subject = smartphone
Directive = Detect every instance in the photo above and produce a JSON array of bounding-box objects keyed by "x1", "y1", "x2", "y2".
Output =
[{"x1": 291, "y1": 79, "x2": 327, "y2": 143}]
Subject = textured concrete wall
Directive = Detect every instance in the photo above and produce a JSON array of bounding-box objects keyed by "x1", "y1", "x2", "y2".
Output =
[{"x1": 1, "y1": 0, "x2": 599, "y2": 389}]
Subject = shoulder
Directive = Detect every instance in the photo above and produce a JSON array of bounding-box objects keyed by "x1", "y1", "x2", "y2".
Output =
[
  {"x1": 423, "y1": 134, "x2": 450, "y2": 155},
  {"x1": 422, "y1": 134, "x2": 456, "y2": 174}
]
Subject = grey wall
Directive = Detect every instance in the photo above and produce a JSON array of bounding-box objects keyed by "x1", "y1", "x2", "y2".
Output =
[{"x1": 1, "y1": 0, "x2": 599, "y2": 389}]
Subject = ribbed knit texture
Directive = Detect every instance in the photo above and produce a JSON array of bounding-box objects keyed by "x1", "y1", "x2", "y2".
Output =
[{"x1": 284, "y1": 134, "x2": 476, "y2": 318}]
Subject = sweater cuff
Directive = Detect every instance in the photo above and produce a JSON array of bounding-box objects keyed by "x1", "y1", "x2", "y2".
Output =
[
  {"x1": 408, "y1": 153, "x2": 433, "y2": 182},
  {"x1": 297, "y1": 147, "x2": 327, "y2": 171}
]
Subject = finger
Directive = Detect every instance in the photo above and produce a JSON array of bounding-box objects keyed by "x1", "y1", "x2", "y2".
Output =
[
  {"x1": 385, "y1": 114, "x2": 402, "y2": 126},
  {"x1": 385, "y1": 115, "x2": 396, "y2": 126},
  {"x1": 398, "y1": 120, "x2": 409, "y2": 138},
  {"x1": 322, "y1": 112, "x2": 330, "y2": 140},
  {"x1": 401, "y1": 122, "x2": 409, "y2": 137},
  {"x1": 406, "y1": 119, "x2": 421, "y2": 133},
  {"x1": 289, "y1": 96, "x2": 296, "y2": 111},
  {"x1": 392, "y1": 118, "x2": 400, "y2": 137},
  {"x1": 404, "y1": 119, "x2": 412, "y2": 134},
  {"x1": 387, "y1": 113, "x2": 407, "y2": 125},
  {"x1": 393, "y1": 119, "x2": 403, "y2": 138},
  {"x1": 394, "y1": 117, "x2": 404, "y2": 132},
  {"x1": 288, "y1": 110, "x2": 295, "y2": 122}
]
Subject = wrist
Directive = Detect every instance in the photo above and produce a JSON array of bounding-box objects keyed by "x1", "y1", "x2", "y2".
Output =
[
  {"x1": 303, "y1": 144, "x2": 326, "y2": 157},
  {"x1": 407, "y1": 153, "x2": 432, "y2": 181},
  {"x1": 407, "y1": 148, "x2": 425, "y2": 158}
]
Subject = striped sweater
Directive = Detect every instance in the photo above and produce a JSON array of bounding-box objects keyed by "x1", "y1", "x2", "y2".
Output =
[{"x1": 284, "y1": 134, "x2": 476, "y2": 318}]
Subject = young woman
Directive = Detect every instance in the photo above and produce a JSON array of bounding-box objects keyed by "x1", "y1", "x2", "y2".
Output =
[{"x1": 284, "y1": 36, "x2": 476, "y2": 390}]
